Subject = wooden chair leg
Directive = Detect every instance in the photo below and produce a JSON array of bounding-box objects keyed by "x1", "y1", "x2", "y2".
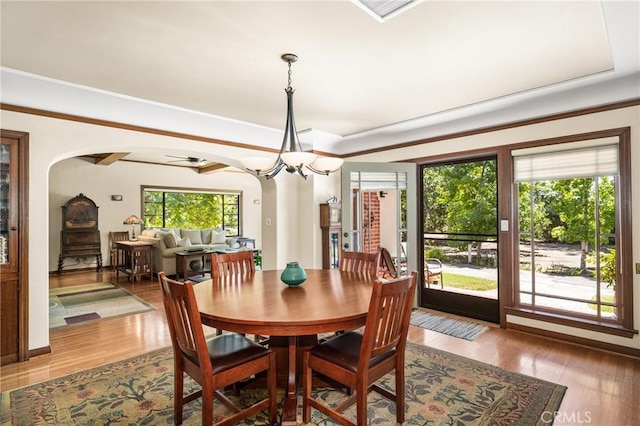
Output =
[
  {"x1": 396, "y1": 359, "x2": 405, "y2": 423},
  {"x1": 302, "y1": 351, "x2": 312, "y2": 423},
  {"x1": 201, "y1": 384, "x2": 214, "y2": 426},
  {"x1": 356, "y1": 381, "x2": 368, "y2": 426},
  {"x1": 174, "y1": 369, "x2": 184, "y2": 424}
]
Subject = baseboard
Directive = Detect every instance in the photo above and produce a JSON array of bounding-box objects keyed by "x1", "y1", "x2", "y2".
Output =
[
  {"x1": 49, "y1": 266, "x2": 102, "y2": 275},
  {"x1": 29, "y1": 345, "x2": 52, "y2": 358},
  {"x1": 507, "y1": 322, "x2": 640, "y2": 359}
]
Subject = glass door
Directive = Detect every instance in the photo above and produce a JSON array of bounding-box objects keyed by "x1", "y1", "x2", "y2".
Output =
[
  {"x1": 1, "y1": 133, "x2": 25, "y2": 365},
  {"x1": 341, "y1": 162, "x2": 418, "y2": 277},
  {"x1": 420, "y1": 156, "x2": 499, "y2": 323},
  {"x1": 0, "y1": 140, "x2": 17, "y2": 273}
]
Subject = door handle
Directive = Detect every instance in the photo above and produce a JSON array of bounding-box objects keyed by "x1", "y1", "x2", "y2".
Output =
[{"x1": 10, "y1": 226, "x2": 17, "y2": 231}]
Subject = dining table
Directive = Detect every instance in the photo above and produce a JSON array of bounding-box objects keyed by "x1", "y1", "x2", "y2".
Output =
[{"x1": 192, "y1": 268, "x2": 376, "y2": 425}]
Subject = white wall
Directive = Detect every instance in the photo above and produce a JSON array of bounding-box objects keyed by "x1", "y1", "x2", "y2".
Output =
[
  {"x1": 49, "y1": 158, "x2": 262, "y2": 271},
  {"x1": 379, "y1": 191, "x2": 399, "y2": 257}
]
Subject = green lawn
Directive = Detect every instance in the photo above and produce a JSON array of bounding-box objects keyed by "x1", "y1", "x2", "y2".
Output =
[
  {"x1": 588, "y1": 294, "x2": 615, "y2": 314},
  {"x1": 441, "y1": 272, "x2": 497, "y2": 291}
]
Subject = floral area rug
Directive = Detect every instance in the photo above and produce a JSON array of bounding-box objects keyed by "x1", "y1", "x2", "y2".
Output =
[
  {"x1": 0, "y1": 342, "x2": 566, "y2": 425},
  {"x1": 49, "y1": 282, "x2": 154, "y2": 329}
]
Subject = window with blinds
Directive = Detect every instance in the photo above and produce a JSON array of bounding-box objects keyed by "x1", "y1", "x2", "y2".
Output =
[{"x1": 513, "y1": 136, "x2": 625, "y2": 326}]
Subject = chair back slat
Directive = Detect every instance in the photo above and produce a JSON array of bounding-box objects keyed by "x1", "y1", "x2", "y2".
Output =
[
  {"x1": 211, "y1": 251, "x2": 255, "y2": 278},
  {"x1": 109, "y1": 231, "x2": 130, "y2": 247},
  {"x1": 158, "y1": 272, "x2": 211, "y2": 372},
  {"x1": 359, "y1": 271, "x2": 417, "y2": 366},
  {"x1": 340, "y1": 250, "x2": 379, "y2": 274}
]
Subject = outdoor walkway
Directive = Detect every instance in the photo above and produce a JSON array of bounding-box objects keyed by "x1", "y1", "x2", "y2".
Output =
[{"x1": 437, "y1": 264, "x2": 615, "y2": 317}]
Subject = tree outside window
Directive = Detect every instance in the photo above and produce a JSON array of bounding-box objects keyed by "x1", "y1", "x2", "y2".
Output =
[{"x1": 142, "y1": 188, "x2": 241, "y2": 235}]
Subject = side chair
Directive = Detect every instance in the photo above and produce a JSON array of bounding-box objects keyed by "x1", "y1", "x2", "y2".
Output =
[
  {"x1": 378, "y1": 247, "x2": 399, "y2": 279},
  {"x1": 302, "y1": 271, "x2": 418, "y2": 426},
  {"x1": 158, "y1": 272, "x2": 277, "y2": 426},
  {"x1": 339, "y1": 249, "x2": 379, "y2": 274},
  {"x1": 210, "y1": 251, "x2": 255, "y2": 278},
  {"x1": 210, "y1": 251, "x2": 266, "y2": 343},
  {"x1": 108, "y1": 231, "x2": 129, "y2": 269},
  {"x1": 425, "y1": 257, "x2": 444, "y2": 288}
]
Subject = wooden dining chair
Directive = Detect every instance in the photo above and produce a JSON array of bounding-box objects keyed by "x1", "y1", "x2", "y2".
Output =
[
  {"x1": 302, "y1": 271, "x2": 418, "y2": 426},
  {"x1": 108, "y1": 231, "x2": 129, "y2": 269},
  {"x1": 339, "y1": 249, "x2": 379, "y2": 274},
  {"x1": 210, "y1": 251, "x2": 255, "y2": 278},
  {"x1": 158, "y1": 272, "x2": 277, "y2": 426},
  {"x1": 210, "y1": 251, "x2": 266, "y2": 343}
]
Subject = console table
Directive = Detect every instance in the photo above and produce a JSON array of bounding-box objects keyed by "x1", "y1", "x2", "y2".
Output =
[{"x1": 115, "y1": 241, "x2": 153, "y2": 282}]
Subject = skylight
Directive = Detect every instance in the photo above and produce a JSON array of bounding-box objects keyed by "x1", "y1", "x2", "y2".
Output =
[{"x1": 351, "y1": 0, "x2": 423, "y2": 22}]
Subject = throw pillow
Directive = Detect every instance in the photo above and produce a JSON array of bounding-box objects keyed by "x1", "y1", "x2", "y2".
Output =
[
  {"x1": 161, "y1": 228, "x2": 181, "y2": 238},
  {"x1": 201, "y1": 228, "x2": 215, "y2": 244},
  {"x1": 158, "y1": 231, "x2": 179, "y2": 248},
  {"x1": 177, "y1": 237, "x2": 192, "y2": 247},
  {"x1": 181, "y1": 229, "x2": 203, "y2": 245},
  {"x1": 140, "y1": 228, "x2": 160, "y2": 237},
  {"x1": 212, "y1": 229, "x2": 227, "y2": 244}
]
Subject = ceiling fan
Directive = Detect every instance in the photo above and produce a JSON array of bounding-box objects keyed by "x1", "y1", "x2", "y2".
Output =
[{"x1": 165, "y1": 155, "x2": 207, "y2": 166}]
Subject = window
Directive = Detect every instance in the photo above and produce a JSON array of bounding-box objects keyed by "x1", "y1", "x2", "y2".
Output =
[
  {"x1": 511, "y1": 129, "x2": 633, "y2": 335},
  {"x1": 142, "y1": 187, "x2": 241, "y2": 235}
]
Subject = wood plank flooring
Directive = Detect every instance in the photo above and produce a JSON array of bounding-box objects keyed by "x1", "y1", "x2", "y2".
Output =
[{"x1": 1, "y1": 270, "x2": 638, "y2": 425}]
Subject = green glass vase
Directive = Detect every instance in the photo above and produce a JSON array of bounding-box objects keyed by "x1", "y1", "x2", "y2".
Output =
[{"x1": 280, "y1": 262, "x2": 307, "y2": 286}]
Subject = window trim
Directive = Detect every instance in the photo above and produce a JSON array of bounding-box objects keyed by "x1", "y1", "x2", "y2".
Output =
[{"x1": 506, "y1": 127, "x2": 635, "y2": 337}]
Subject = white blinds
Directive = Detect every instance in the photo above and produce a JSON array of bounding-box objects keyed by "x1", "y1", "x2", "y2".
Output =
[{"x1": 513, "y1": 143, "x2": 619, "y2": 182}]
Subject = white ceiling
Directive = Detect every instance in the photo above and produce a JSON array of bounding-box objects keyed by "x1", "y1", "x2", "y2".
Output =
[{"x1": 1, "y1": 0, "x2": 639, "y2": 159}]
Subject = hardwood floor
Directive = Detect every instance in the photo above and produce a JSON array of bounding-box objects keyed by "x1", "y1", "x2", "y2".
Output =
[{"x1": 1, "y1": 270, "x2": 638, "y2": 425}]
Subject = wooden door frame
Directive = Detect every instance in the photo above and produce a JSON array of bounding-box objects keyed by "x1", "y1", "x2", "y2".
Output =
[{"x1": 1, "y1": 129, "x2": 29, "y2": 362}]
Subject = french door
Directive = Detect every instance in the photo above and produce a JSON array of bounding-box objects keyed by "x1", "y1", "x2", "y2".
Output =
[
  {"x1": 341, "y1": 162, "x2": 418, "y2": 279},
  {"x1": 420, "y1": 156, "x2": 500, "y2": 323}
]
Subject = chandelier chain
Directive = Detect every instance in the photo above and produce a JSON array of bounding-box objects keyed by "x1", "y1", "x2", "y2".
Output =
[{"x1": 287, "y1": 60, "x2": 293, "y2": 89}]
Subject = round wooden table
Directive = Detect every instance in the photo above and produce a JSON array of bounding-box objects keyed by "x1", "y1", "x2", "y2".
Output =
[{"x1": 192, "y1": 268, "x2": 376, "y2": 425}]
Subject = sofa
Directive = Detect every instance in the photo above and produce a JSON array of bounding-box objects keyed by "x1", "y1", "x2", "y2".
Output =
[{"x1": 138, "y1": 227, "x2": 234, "y2": 276}]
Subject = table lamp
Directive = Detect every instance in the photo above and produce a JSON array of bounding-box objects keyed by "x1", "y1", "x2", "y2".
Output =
[{"x1": 123, "y1": 215, "x2": 143, "y2": 240}]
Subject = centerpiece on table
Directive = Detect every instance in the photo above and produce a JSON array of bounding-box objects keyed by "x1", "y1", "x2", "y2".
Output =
[{"x1": 280, "y1": 262, "x2": 307, "y2": 286}]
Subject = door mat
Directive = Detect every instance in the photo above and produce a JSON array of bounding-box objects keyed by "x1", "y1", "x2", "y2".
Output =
[
  {"x1": 410, "y1": 308, "x2": 489, "y2": 340},
  {"x1": 49, "y1": 282, "x2": 154, "y2": 329}
]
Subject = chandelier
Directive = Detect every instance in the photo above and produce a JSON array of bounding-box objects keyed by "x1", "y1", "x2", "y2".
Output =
[{"x1": 241, "y1": 54, "x2": 343, "y2": 179}]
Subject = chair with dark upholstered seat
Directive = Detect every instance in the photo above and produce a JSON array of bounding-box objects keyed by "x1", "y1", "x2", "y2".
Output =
[
  {"x1": 302, "y1": 271, "x2": 417, "y2": 426},
  {"x1": 210, "y1": 251, "x2": 266, "y2": 343},
  {"x1": 158, "y1": 272, "x2": 277, "y2": 426}
]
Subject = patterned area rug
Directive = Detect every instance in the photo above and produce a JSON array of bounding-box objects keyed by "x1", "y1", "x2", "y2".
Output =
[
  {"x1": 49, "y1": 282, "x2": 155, "y2": 329},
  {"x1": 0, "y1": 342, "x2": 566, "y2": 425},
  {"x1": 410, "y1": 308, "x2": 489, "y2": 340}
]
